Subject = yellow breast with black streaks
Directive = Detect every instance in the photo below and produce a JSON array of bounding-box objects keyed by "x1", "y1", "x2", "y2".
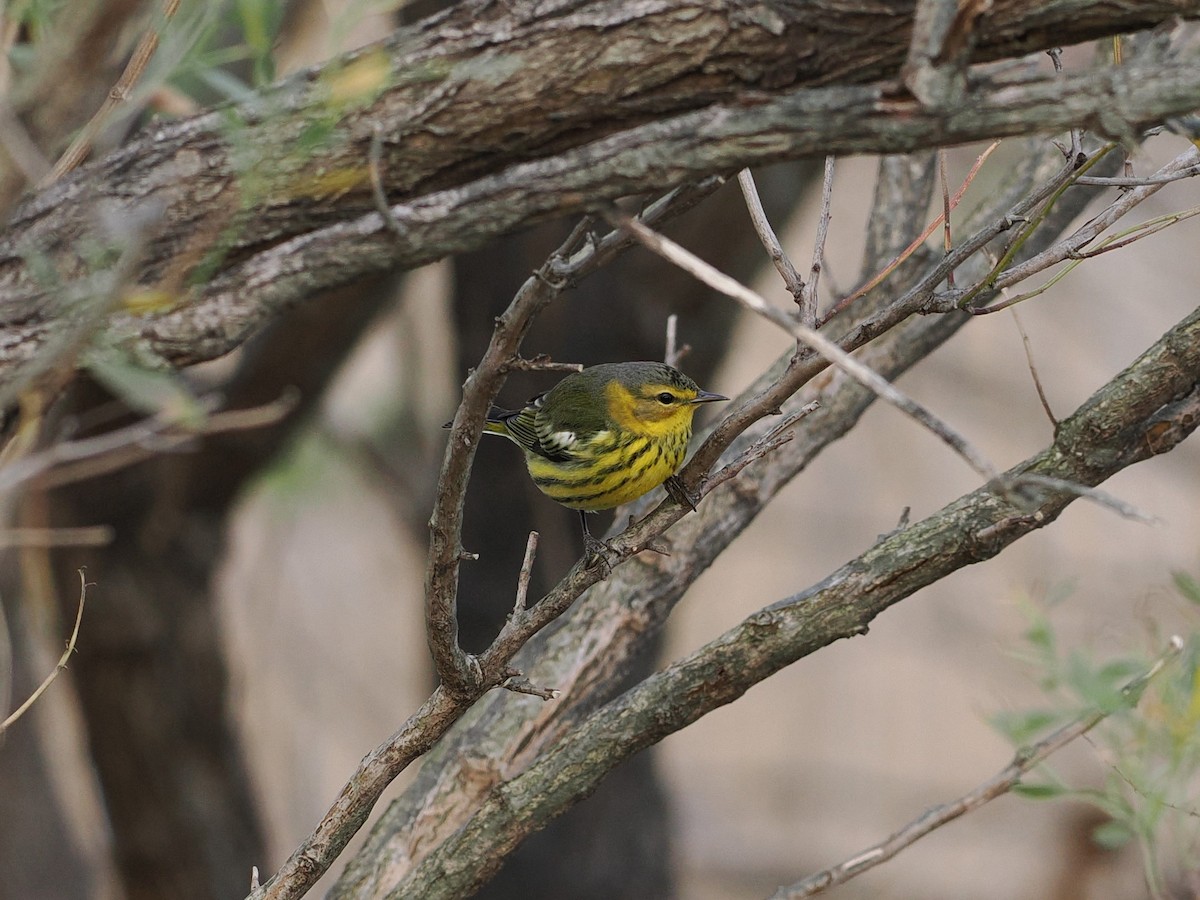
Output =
[{"x1": 524, "y1": 428, "x2": 690, "y2": 511}]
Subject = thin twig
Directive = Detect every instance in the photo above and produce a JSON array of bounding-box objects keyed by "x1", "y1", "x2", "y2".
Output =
[
  {"x1": 0, "y1": 571, "x2": 90, "y2": 736},
  {"x1": 939, "y1": 150, "x2": 954, "y2": 287},
  {"x1": 1063, "y1": 204, "x2": 1200, "y2": 260},
  {"x1": 1005, "y1": 473, "x2": 1159, "y2": 525},
  {"x1": 799, "y1": 156, "x2": 835, "y2": 327},
  {"x1": 44, "y1": 0, "x2": 182, "y2": 184},
  {"x1": 503, "y1": 355, "x2": 584, "y2": 374},
  {"x1": 1010, "y1": 308, "x2": 1058, "y2": 427},
  {"x1": 512, "y1": 532, "x2": 539, "y2": 614},
  {"x1": 737, "y1": 169, "x2": 806, "y2": 305},
  {"x1": 773, "y1": 636, "x2": 1184, "y2": 899},
  {"x1": 664, "y1": 314, "x2": 681, "y2": 367},
  {"x1": 369, "y1": 124, "x2": 407, "y2": 238},
  {"x1": 611, "y1": 211, "x2": 1002, "y2": 485},
  {"x1": 1075, "y1": 166, "x2": 1200, "y2": 187},
  {"x1": 1082, "y1": 734, "x2": 1200, "y2": 820},
  {"x1": 1047, "y1": 48, "x2": 1083, "y2": 162},
  {"x1": 825, "y1": 140, "x2": 1000, "y2": 322},
  {"x1": 501, "y1": 668, "x2": 560, "y2": 701},
  {"x1": 968, "y1": 147, "x2": 1200, "y2": 314},
  {"x1": 0, "y1": 391, "x2": 298, "y2": 494},
  {"x1": 701, "y1": 401, "x2": 820, "y2": 496}
]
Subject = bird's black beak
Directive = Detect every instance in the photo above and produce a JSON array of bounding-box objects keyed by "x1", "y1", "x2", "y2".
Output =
[{"x1": 691, "y1": 390, "x2": 728, "y2": 404}]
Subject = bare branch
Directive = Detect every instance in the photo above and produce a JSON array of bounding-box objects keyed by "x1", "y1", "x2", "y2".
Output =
[
  {"x1": 966, "y1": 145, "x2": 1200, "y2": 310},
  {"x1": 4, "y1": 46, "x2": 1200, "y2": 382},
  {"x1": 774, "y1": 636, "x2": 1184, "y2": 899},
  {"x1": 0, "y1": 392, "x2": 298, "y2": 494},
  {"x1": 800, "y1": 157, "x2": 835, "y2": 326},
  {"x1": 44, "y1": 0, "x2": 183, "y2": 184},
  {"x1": 1010, "y1": 308, "x2": 1058, "y2": 427},
  {"x1": 1075, "y1": 165, "x2": 1200, "y2": 186},
  {"x1": 500, "y1": 669, "x2": 560, "y2": 701},
  {"x1": 939, "y1": 150, "x2": 955, "y2": 287},
  {"x1": 737, "y1": 169, "x2": 806, "y2": 305},
  {"x1": 611, "y1": 211, "x2": 1003, "y2": 485},
  {"x1": 0, "y1": 570, "x2": 89, "y2": 735},
  {"x1": 664, "y1": 313, "x2": 684, "y2": 368},
  {"x1": 503, "y1": 355, "x2": 584, "y2": 374},
  {"x1": 513, "y1": 532, "x2": 539, "y2": 615},
  {"x1": 826, "y1": 140, "x2": 1000, "y2": 322},
  {"x1": 1004, "y1": 473, "x2": 1160, "y2": 525},
  {"x1": 701, "y1": 402, "x2": 821, "y2": 496},
  {"x1": 1047, "y1": 47, "x2": 1084, "y2": 162}
]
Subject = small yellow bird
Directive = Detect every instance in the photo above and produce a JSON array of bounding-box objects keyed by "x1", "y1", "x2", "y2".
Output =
[{"x1": 483, "y1": 361, "x2": 727, "y2": 555}]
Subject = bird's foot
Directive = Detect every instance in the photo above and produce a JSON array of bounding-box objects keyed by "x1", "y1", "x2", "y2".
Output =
[
  {"x1": 582, "y1": 533, "x2": 617, "y2": 575},
  {"x1": 664, "y1": 475, "x2": 700, "y2": 512}
]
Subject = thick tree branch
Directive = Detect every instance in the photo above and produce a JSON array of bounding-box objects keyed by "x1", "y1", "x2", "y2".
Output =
[
  {"x1": 0, "y1": 1, "x2": 1197, "y2": 388},
  {"x1": 7, "y1": 58, "x2": 1193, "y2": 387}
]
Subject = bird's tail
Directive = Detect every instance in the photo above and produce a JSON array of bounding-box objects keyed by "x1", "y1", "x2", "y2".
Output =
[{"x1": 441, "y1": 408, "x2": 514, "y2": 434}]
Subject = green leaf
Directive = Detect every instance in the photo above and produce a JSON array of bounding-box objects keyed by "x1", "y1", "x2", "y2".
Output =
[
  {"x1": 1024, "y1": 614, "x2": 1055, "y2": 653},
  {"x1": 991, "y1": 709, "x2": 1064, "y2": 744},
  {"x1": 1091, "y1": 819, "x2": 1134, "y2": 850},
  {"x1": 82, "y1": 341, "x2": 207, "y2": 429},
  {"x1": 1012, "y1": 781, "x2": 1069, "y2": 800},
  {"x1": 198, "y1": 67, "x2": 257, "y2": 103},
  {"x1": 1066, "y1": 651, "x2": 1130, "y2": 714},
  {"x1": 1172, "y1": 571, "x2": 1200, "y2": 606}
]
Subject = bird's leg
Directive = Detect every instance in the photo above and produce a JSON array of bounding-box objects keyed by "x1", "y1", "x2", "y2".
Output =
[
  {"x1": 579, "y1": 510, "x2": 615, "y2": 574},
  {"x1": 663, "y1": 474, "x2": 700, "y2": 512}
]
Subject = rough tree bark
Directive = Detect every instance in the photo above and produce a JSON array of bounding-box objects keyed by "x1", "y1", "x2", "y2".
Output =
[{"x1": 0, "y1": 0, "x2": 1197, "y2": 385}]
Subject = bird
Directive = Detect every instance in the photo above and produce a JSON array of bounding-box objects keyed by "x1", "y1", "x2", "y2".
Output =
[{"x1": 481, "y1": 361, "x2": 727, "y2": 560}]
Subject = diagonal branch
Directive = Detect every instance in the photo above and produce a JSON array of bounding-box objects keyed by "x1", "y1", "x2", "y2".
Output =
[
  {"x1": 0, "y1": 570, "x2": 89, "y2": 735},
  {"x1": 612, "y1": 212, "x2": 1003, "y2": 484},
  {"x1": 393, "y1": 302, "x2": 1200, "y2": 899}
]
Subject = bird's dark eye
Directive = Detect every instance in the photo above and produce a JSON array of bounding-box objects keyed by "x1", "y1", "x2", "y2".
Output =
[{"x1": 656, "y1": 392, "x2": 676, "y2": 404}]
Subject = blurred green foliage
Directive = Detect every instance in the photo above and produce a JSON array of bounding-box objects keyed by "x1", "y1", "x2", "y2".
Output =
[{"x1": 993, "y1": 579, "x2": 1200, "y2": 896}]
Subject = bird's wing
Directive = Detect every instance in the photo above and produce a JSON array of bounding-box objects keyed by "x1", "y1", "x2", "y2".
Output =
[{"x1": 490, "y1": 394, "x2": 576, "y2": 463}]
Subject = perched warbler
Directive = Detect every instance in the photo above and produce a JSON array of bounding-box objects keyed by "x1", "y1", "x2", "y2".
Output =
[{"x1": 482, "y1": 361, "x2": 727, "y2": 555}]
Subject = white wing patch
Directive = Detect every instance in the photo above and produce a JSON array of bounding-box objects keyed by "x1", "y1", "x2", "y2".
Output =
[{"x1": 541, "y1": 430, "x2": 578, "y2": 454}]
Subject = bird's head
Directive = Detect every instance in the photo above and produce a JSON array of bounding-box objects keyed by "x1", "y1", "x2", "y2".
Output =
[{"x1": 594, "y1": 362, "x2": 727, "y2": 437}]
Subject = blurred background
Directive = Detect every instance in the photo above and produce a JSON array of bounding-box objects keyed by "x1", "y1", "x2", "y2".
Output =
[{"x1": 1, "y1": 2, "x2": 1198, "y2": 899}]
